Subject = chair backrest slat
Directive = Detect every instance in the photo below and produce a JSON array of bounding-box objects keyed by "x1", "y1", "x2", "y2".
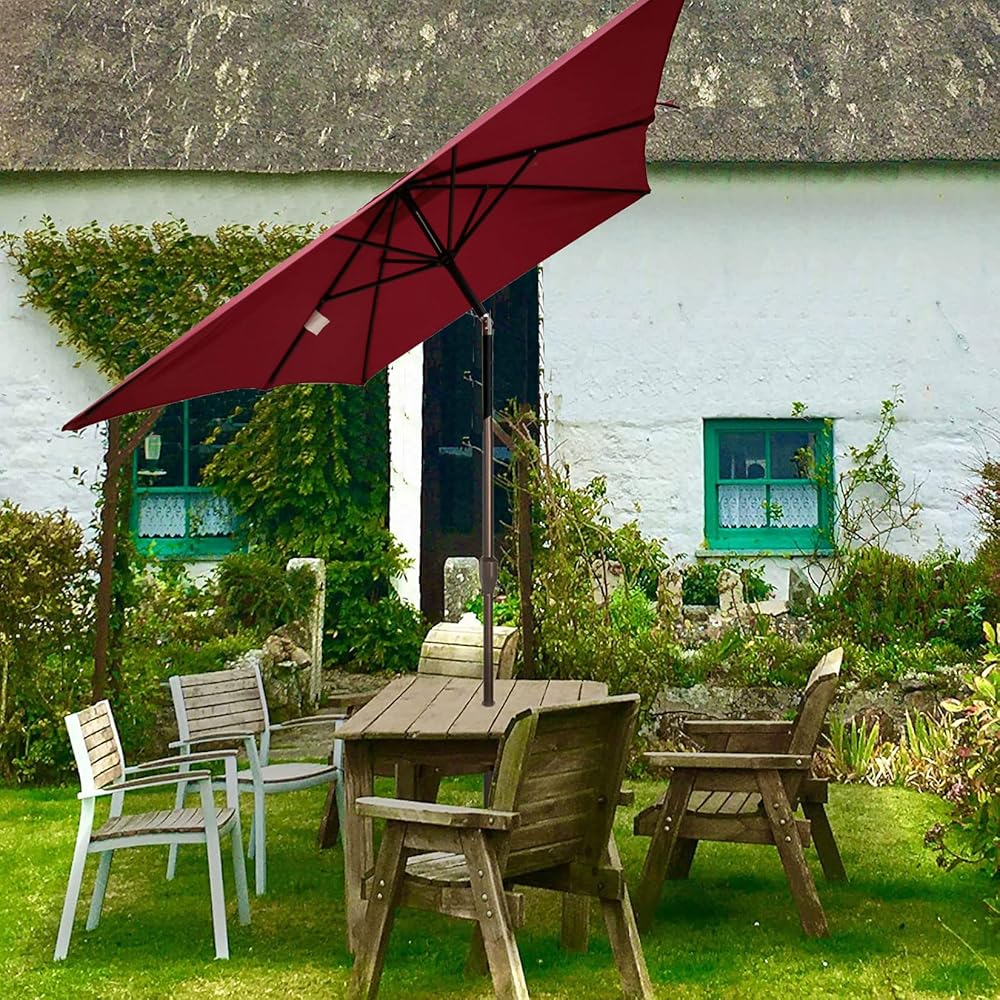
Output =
[
  {"x1": 66, "y1": 701, "x2": 125, "y2": 793},
  {"x1": 490, "y1": 696, "x2": 639, "y2": 878},
  {"x1": 788, "y1": 647, "x2": 844, "y2": 756},
  {"x1": 417, "y1": 619, "x2": 519, "y2": 680},
  {"x1": 171, "y1": 664, "x2": 268, "y2": 741}
]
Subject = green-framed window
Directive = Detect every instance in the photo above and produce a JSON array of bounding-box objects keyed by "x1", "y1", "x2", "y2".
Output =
[
  {"x1": 703, "y1": 418, "x2": 834, "y2": 553},
  {"x1": 131, "y1": 391, "x2": 258, "y2": 559}
]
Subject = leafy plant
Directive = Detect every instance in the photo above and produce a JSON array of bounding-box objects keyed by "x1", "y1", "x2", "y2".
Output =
[
  {"x1": 927, "y1": 624, "x2": 1000, "y2": 894},
  {"x1": 681, "y1": 558, "x2": 773, "y2": 607},
  {"x1": 824, "y1": 715, "x2": 882, "y2": 781},
  {"x1": 213, "y1": 551, "x2": 316, "y2": 636}
]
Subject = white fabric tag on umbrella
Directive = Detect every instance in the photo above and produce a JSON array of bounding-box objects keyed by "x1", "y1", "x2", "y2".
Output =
[{"x1": 304, "y1": 310, "x2": 330, "y2": 335}]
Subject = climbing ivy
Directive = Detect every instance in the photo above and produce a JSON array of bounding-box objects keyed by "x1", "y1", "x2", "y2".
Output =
[{"x1": 2, "y1": 218, "x2": 425, "y2": 674}]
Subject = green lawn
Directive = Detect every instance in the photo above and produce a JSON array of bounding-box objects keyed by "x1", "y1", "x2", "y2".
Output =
[{"x1": 1, "y1": 780, "x2": 996, "y2": 999}]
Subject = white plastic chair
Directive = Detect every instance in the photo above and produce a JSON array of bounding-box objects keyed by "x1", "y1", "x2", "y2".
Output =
[
  {"x1": 167, "y1": 663, "x2": 347, "y2": 895},
  {"x1": 54, "y1": 700, "x2": 250, "y2": 961}
]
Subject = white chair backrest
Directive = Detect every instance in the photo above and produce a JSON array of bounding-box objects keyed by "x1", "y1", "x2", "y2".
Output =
[
  {"x1": 171, "y1": 663, "x2": 269, "y2": 742},
  {"x1": 65, "y1": 700, "x2": 126, "y2": 797}
]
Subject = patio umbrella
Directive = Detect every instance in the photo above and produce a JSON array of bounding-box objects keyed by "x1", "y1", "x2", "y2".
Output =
[{"x1": 65, "y1": 0, "x2": 687, "y2": 706}]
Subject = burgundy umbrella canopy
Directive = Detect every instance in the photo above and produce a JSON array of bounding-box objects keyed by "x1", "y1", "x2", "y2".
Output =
[{"x1": 67, "y1": 0, "x2": 687, "y2": 703}]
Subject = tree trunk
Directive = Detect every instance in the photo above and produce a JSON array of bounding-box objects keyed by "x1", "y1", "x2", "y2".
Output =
[{"x1": 92, "y1": 417, "x2": 121, "y2": 702}]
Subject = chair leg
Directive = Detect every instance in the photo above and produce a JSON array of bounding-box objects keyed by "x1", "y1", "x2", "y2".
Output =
[
  {"x1": 601, "y1": 834, "x2": 654, "y2": 1000},
  {"x1": 318, "y1": 775, "x2": 341, "y2": 850},
  {"x1": 634, "y1": 771, "x2": 696, "y2": 930},
  {"x1": 348, "y1": 823, "x2": 407, "y2": 1000},
  {"x1": 560, "y1": 894, "x2": 590, "y2": 953},
  {"x1": 802, "y1": 800, "x2": 847, "y2": 882},
  {"x1": 252, "y1": 787, "x2": 266, "y2": 895},
  {"x1": 85, "y1": 849, "x2": 114, "y2": 930},
  {"x1": 757, "y1": 770, "x2": 829, "y2": 938},
  {"x1": 666, "y1": 838, "x2": 698, "y2": 880},
  {"x1": 166, "y1": 777, "x2": 189, "y2": 880},
  {"x1": 230, "y1": 815, "x2": 251, "y2": 926},
  {"x1": 464, "y1": 924, "x2": 489, "y2": 978},
  {"x1": 54, "y1": 801, "x2": 94, "y2": 961},
  {"x1": 200, "y1": 783, "x2": 230, "y2": 960},
  {"x1": 461, "y1": 830, "x2": 529, "y2": 1000}
]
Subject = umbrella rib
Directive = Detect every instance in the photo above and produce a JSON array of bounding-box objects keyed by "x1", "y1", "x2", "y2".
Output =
[
  {"x1": 454, "y1": 152, "x2": 537, "y2": 254},
  {"x1": 415, "y1": 116, "x2": 653, "y2": 184},
  {"x1": 321, "y1": 262, "x2": 440, "y2": 303},
  {"x1": 263, "y1": 197, "x2": 392, "y2": 388},
  {"x1": 330, "y1": 232, "x2": 436, "y2": 262},
  {"x1": 360, "y1": 194, "x2": 401, "y2": 382},
  {"x1": 455, "y1": 187, "x2": 489, "y2": 251},
  {"x1": 448, "y1": 147, "x2": 457, "y2": 252}
]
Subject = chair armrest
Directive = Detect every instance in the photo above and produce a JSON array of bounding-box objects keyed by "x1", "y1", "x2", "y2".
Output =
[
  {"x1": 682, "y1": 720, "x2": 794, "y2": 736},
  {"x1": 355, "y1": 796, "x2": 519, "y2": 831},
  {"x1": 125, "y1": 750, "x2": 239, "y2": 773},
  {"x1": 169, "y1": 730, "x2": 257, "y2": 749},
  {"x1": 326, "y1": 691, "x2": 378, "y2": 713},
  {"x1": 645, "y1": 752, "x2": 813, "y2": 771},
  {"x1": 83, "y1": 770, "x2": 212, "y2": 798},
  {"x1": 269, "y1": 715, "x2": 348, "y2": 731}
]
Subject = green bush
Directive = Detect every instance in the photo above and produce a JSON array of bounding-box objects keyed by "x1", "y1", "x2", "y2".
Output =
[
  {"x1": 214, "y1": 551, "x2": 316, "y2": 635},
  {"x1": 0, "y1": 502, "x2": 97, "y2": 783},
  {"x1": 465, "y1": 590, "x2": 521, "y2": 627},
  {"x1": 813, "y1": 548, "x2": 998, "y2": 651},
  {"x1": 681, "y1": 558, "x2": 774, "y2": 606}
]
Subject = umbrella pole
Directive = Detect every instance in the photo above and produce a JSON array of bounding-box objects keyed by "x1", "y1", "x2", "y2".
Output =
[{"x1": 479, "y1": 312, "x2": 496, "y2": 707}]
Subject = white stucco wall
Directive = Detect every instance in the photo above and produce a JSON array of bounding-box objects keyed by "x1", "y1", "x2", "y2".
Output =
[
  {"x1": 0, "y1": 170, "x2": 401, "y2": 537},
  {"x1": 543, "y1": 164, "x2": 999, "y2": 595},
  {"x1": 2, "y1": 165, "x2": 996, "y2": 605}
]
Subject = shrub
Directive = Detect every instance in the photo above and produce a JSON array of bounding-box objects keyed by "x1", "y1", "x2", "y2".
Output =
[
  {"x1": 213, "y1": 551, "x2": 316, "y2": 636},
  {"x1": 927, "y1": 624, "x2": 1000, "y2": 893},
  {"x1": 812, "y1": 548, "x2": 998, "y2": 651},
  {"x1": 0, "y1": 502, "x2": 97, "y2": 783},
  {"x1": 681, "y1": 558, "x2": 773, "y2": 606}
]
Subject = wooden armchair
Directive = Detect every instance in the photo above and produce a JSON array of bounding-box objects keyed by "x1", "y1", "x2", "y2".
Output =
[
  {"x1": 54, "y1": 701, "x2": 250, "y2": 961},
  {"x1": 633, "y1": 648, "x2": 844, "y2": 938},
  {"x1": 349, "y1": 695, "x2": 652, "y2": 1000},
  {"x1": 167, "y1": 662, "x2": 348, "y2": 894}
]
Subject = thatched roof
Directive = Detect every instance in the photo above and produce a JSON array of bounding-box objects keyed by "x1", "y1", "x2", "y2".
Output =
[{"x1": 1, "y1": 1, "x2": 996, "y2": 172}]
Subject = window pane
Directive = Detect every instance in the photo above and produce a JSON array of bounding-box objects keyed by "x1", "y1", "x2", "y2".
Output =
[
  {"x1": 769, "y1": 483, "x2": 819, "y2": 527},
  {"x1": 189, "y1": 495, "x2": 236, "y2": 537},
  {"x1": 136, "y1": 404, "x2": 184, "y2": 486},
  {"x1": 136, "y1": 494, "x2": 187, "y2": 537},
  {"x1": 771, "y1": 430, "x2": 815, "y2": 479},
  {"x1": 188, "y1": 390, "x2": 259, "y2": 485},
  {"x1": 718, "y1": 484, "x2": 767, "y2": 527},
  {"x1": 718, "y1": 432, "x2": 766, "y2": 480}
]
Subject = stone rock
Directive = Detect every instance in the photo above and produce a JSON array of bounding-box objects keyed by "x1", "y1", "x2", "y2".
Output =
[
  {"x1": 717, "y1": 568, "x2": 744, "y2": 616},
  {"x1": 656, "y1": 567, "x2": 684, "y2": 624},
  {"x1": 787, "y1": 566, "x2": 816, "y2": 615},
  {"x1": 261, "y1": 625, "x2": 312, "y2": 718},
  {"x1": 444, "y1": 556, "x2": 480, "y2": 622},
  {"x1": 286, "y1": 557, "x2": 326, "y2": 706},
  {"x1": 591, "y1": 558, "x2": 625, "y2": 607}
]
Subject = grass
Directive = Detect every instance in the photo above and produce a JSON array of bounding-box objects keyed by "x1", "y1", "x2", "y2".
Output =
[{"x1": 1, "y1": 779, "x2": 997, "y2": 999}]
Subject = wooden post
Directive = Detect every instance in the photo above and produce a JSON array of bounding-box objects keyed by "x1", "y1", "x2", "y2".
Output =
[{"x1": 92, "y1": 408, "x2": 164, "y2": 702}]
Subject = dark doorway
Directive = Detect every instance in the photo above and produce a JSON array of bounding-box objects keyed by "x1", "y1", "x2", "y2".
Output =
[{"x1": 420, "y1": 269, "x2": 540, "y2": 622}]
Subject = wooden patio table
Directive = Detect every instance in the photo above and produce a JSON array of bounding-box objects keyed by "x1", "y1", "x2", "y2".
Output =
[{"x1": 337, "y1": 674, "x2": 608, "y2": 953}]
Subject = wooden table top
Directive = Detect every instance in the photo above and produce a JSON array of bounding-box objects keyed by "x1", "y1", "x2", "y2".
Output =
[{"x1": 338, "y1": 676, "x2": 609, "y2": 741}]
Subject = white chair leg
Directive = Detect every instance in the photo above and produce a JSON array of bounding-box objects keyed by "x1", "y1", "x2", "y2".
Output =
[
  {"x1": 253, "y1": 788, "x2": 266, "y2": 895},
  {"x1": 54, "y1": 801, "x2": 94, "y2": 961},
  {"x1": 166, "y1": 777, "x2": 189, "y2": 880},
  {"x1": 230, "y1": 816, "x2": 251, "y2": 926},
  {"x1": 200, "y1": 783, "x2": 229, "y2": 960},
  {"x1": 85, "y1": 849, "x2": 114, "y2": 931}
]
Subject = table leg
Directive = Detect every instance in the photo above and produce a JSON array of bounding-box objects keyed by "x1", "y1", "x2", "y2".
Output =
[{"x1": 343, "y1": 741, "x2": 374, "y2": 954}]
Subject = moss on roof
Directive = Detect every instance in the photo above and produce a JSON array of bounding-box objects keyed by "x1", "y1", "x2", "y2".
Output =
[{"x1": 1, "y1": 1, "x2": 996, "y2": 173}]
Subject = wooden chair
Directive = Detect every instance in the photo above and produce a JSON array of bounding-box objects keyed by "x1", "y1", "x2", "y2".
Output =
[
  {"x1": 54, "y1": 700, "x2": 250, "y2": 961},
  {"x1": 418, "y1": 614, "x2": 520, "y2": 680},
  {"x1": 633, "y1": 648, "x2": 845, "y2": 938},
  {"x1": 348, "y1": 695, "x2": 653, "y2": 1000},
  {"x1": 167, "y1": 662, "x2": 347, "y2": 894}
]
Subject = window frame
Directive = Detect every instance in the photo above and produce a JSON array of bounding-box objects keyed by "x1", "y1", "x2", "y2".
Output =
[
  {"x1": 703, "y1": 417, "x2": 834, "y2": 554},
  {"x1": 130, "y1": 399, "x2": 243, "y2": 560}
]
